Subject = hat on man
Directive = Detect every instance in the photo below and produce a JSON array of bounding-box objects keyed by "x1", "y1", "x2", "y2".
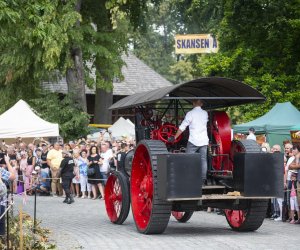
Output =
[
  {"x1": 249, "y1": 127, "x2": 255, "y2": 133},
  {"x1": 32, "y1": 170, "x2": 37, "y2": 175}
]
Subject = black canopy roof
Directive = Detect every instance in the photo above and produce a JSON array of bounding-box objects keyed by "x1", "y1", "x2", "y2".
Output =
[{"x1": 109, "y1": 77, "x2": 265, "y2": 110}]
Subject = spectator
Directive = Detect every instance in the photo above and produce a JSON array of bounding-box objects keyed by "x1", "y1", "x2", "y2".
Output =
[
  {"x1": 25, "y1": 149, "x2": 35, "y2": 192},
  {"x1": 284, "y1": 142, "x2": 293, "y2": 161},
  {"x1": 72, "y1": 150, "x2": 81, "y2": 198},
  {"x1": 19, "y1": 151, "x2": 28, "y2": 190},
  {"x1": 288, "y1": 173, "x2": 299, "y2": 223},
  {"x1": 88, "y1": 146, "x2": 102, "y2": 200},
  {"x1": 270, "y1": 145, "x2": 283, "y2": 221},
  {"x1": 116, "y1": 143, "x2": 128, "y2": 173},
  {"x1": 99, "y1": 142, "x2": 113, "y2": 186},
  {"x1": 47, "y1": 142, "x2": 63, "y2": 197},
  {"x1": 35, "y1": 148, "x2": 43, "y2": 167},
  {"x1": 29, "y1": 170, "x2": 39, "y2": 195},
  {"x1": 247, "y1": 127, "x2": 256, "y2": 141},
  {"x1": 284, "y1": 145, "x2": 297, "y2": 188},
  {"x1": 60, "y1": 150, "x2": 76, "y2": 204},
  {"x1": 41, "y1": 144, "x2": 49, "y2": 170},
  {"x1": 36, "y1": 166, "x2": 50, "y2": 195},
  {"x1": 261, "y1": 142, "x2": 271, "y2": 152},
  {"x1": 10, "y1": 159, "x2": 18, "y2": 194},
  {"x1": 78, "y1": 150, "x2": 91, "y2": 199},
  {"x1": 271, "y1": 144, "x2": 281, "y2": 153}
]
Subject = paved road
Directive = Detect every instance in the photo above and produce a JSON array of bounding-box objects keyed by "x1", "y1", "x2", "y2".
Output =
[{"x1": 13, "y1": 195, "x2": 299, "y2": 250}]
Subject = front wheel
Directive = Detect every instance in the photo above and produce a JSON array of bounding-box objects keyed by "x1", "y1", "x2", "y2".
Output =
[
  {"x1": 224, "y1": 200, "x2": 268, "y2": 231},
  {"x1": 105, "y1": 171, "x2": 130, "y2": 225}
]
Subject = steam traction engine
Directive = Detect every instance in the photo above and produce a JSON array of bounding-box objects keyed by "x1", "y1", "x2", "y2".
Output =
[{"x1": 104, "y1": 77, "x2": 283, "y2": 234}]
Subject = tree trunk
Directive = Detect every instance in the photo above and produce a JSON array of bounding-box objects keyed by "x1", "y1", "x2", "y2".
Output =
[
  {"x1": 66, "y1": 47, "x2": 87, "y2": 112},
  {"x1": 65, "y1": 0, "x2": 87, "y2": 112},
  {"x1": 94, "y1": 87, "x2": 113, "y2": 124}
]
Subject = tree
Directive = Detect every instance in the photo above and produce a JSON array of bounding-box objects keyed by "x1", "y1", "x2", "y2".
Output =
[
  {"x1": 0, "y1": 0, "x2": 161, "y2": 124},
  {"x1": 0, "y1": 0, "x2": 86, "y2": 110},
  {"x1": 195, "y1": 0, "x2": 300, "y2": 123}
]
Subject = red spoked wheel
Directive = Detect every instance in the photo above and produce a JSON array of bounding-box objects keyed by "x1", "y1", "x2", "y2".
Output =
[
  {"x1": 157, "y1": 124, "x2": 182, "y2": 144},
  {"x1": 210, "y1": 111, "x2": 231, "y2": 171},
  {"x1": 131, "y1": 140, "x2": 171, "y2": 234},
  {"x1": 225, "y1": 140, "x2": 266, "y2": 231},
  {"x1": 172, "y1": 211, "x2": 194, "y2": 223},
  {"x1": 105, "y1": 171, "x2": 130, "y2": 225}
]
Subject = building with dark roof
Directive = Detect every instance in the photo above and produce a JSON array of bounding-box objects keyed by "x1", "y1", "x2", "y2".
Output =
[{"x1": 42, "y1": 53, "x2": 172, "y2": 122}]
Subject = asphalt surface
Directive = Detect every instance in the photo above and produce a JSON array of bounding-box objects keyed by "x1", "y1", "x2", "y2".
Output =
[{"x1": 13, "y1": 195, "x2": 299, "y2": 250}]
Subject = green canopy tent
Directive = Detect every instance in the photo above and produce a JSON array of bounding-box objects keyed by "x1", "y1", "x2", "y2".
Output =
[
  {"x1": 291, "y1": 124, "x2": 300, "y2": 131},
  {"x1": 234, "y1": 102, "x2": 300, "y2": 146}
]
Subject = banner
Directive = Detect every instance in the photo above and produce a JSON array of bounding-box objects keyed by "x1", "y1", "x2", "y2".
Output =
[{"x1": 175, "y1": 34, "x2": 218, "y2": 54}]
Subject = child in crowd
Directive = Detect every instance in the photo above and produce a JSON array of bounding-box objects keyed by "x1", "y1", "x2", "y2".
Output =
[
  {"x1": 289, "y1": 173, "x2": 299, "y2": 224},
  {"x1": 10, "y1": 159, "x2": 19, "y2": 194}
]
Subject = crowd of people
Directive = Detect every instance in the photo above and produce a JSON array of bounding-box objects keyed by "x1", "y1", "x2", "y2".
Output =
[
  {"x1": 268, "y1": 142, "x2": 300, "y2": 224},
  {"x1": 250, "y1": 127, "x2": 300, "y2": 224},
  {"x1": 0, "y1": 132, "x2": 135, "y2": 204},
  {"x1": 0, "y1": 125, "x2": 299, "y2": 224}
]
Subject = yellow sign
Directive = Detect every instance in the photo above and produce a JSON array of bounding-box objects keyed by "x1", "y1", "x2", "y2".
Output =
[
  {"x1": 290, "y1": 130, "x2": 300, "y2": 144},
  {"x1": 175, "y1": 34, "x2": 219, "y2": 54}
]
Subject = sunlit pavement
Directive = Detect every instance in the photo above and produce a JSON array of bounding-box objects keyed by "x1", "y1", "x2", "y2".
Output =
[{"x1": 13, "y1": 195, "x2": 299, "y2": 250}]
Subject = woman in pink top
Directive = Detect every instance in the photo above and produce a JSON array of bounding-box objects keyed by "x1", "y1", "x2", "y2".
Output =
[{"x1": 289, "y1": 173, "x2": 299, "y2": 224}]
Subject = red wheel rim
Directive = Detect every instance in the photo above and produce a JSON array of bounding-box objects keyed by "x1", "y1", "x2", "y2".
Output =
[
  {"x1": 224, "y1": 209, "x2": 247, "y2": 228},
  {"x1": 105, "y1": 174, "x2": 123, "y2": 222},
  {"x1": 172, "y1": 211, "x2": 184, "y2": 220},
  {"x1": 131, "y1": 144, "x2": 153, "y2": 230}
]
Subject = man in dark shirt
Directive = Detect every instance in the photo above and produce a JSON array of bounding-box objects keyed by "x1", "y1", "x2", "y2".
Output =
[
  {"x1": 60, "y1": 150, "x2": 75, "y2": 204},
  {"x1": 41, "y1": 144, "x2": 49, "y2": 169},
  {"x1": 116, "y1": 143, "x2": 128, "y2": 174}
]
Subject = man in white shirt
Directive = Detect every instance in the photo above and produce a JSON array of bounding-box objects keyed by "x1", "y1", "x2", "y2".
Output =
[
  {"x1": 100, "y1": 142, "x2": 113, "y2": 183},
  {"x1": 170, "y1": 99, "x2": 209, "y2": 183},
  {"x1": 247, "y1": 127, "x2": 256, "y2": 141}
]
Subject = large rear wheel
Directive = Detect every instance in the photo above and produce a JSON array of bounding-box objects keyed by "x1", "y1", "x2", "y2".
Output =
[
  {"x1": 105, "y1": 171, "x2": 130, "y2": 225},
  {"x1": 131, "y1": 140, "x2": 171, "y2": 234},
  {"x1": 225, "y1": 140, "x2": 266, "y2": 231}
]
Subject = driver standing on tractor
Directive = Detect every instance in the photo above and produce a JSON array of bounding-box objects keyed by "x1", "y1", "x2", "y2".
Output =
[{"x1": 169, "y1": 99, "x2": 209, "y2": 184}]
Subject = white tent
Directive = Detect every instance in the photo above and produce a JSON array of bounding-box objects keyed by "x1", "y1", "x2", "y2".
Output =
[
  {"x1": 108, "y1": 117, "x2": 135, "y2": 139},
  {"x1": 0, "y1": 100, "x2": 59, "y2": 139}
]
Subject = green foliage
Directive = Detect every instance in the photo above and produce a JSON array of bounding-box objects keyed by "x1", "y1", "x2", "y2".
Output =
[
  {"x1": 0, "y1": 212, "x2": 56, "y2": 249},
  {"x1": 0, "y1": 0, "x2": 161, "y2": 118},
  {"x1": 30, "y1": 93, "x2": 90, "y2": 141},
  {"x1": 0, "y1": 0, "x2": 80, "y2": 86},
  {"x1": 194, "y1": 0, "x2": 300, "y2": 123},
  {"x1": 169, "y1": 60, "x2": 194, "y2": 83},
  {"x1": 131, "y1": 0, "x2": 181, "y2": 83}
]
